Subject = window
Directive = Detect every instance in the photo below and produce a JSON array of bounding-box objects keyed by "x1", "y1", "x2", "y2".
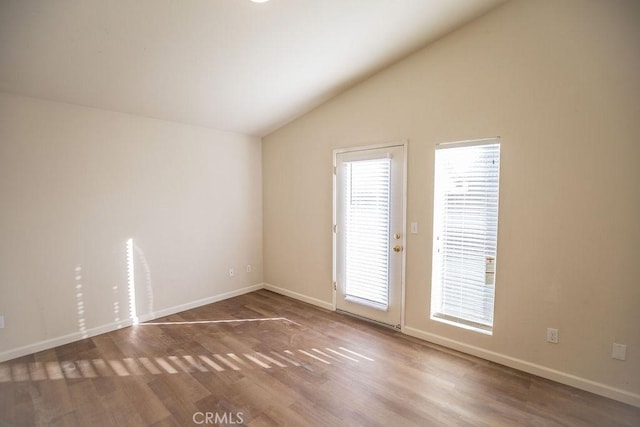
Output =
[{"x1": 430, "y1": 139, "x2": 501, "y2": 334}]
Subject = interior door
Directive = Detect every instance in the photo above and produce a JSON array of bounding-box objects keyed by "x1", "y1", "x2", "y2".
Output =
[{"x1": 334, "y1": 143, "x2": 405, "y2": 328}]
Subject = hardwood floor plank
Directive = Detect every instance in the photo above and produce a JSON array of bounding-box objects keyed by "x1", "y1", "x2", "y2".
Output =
[
  {"x1": 30, "y1": 373, "x2": 75, "y2": 425},
  {"x1": 120, "y1": 378, "x2": 172, "y2": 425},
  {"x1": 66, "y1": 379, "x2": 110, "y2": 426}
]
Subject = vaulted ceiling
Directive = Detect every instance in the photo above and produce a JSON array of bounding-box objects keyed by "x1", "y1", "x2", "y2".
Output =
[{"x1": 0, "y1": 0, "x2": 505, "y2": 136}]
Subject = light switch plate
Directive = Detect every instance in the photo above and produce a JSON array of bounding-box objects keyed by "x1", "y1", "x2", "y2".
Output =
[
  {"x1": 0, "y1": 315, "x2": 4, "y2": 329},
  {"x1": 612, "y1": 343, "x2": 627, "y2": 361},
  {"x1": 410, "y1": 222, "x2": 418, "y2": 234}
]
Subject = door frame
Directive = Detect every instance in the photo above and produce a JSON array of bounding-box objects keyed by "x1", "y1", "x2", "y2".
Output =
[{"x1": 332, "y1": 140, "x2": 408, "y2": 330}]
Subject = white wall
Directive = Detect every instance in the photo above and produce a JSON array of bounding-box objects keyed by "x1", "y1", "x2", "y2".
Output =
[
  {"x1": 263, "y1": 0, "x2": 640, "y2": 405},
  {"x1": 0, "y1": 93, "x2": 263, "y2": 360}
]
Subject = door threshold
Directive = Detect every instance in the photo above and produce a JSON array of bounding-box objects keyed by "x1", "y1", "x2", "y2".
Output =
[{"x1": 336, "y1": 309, "x2": 401, "y2": 331}]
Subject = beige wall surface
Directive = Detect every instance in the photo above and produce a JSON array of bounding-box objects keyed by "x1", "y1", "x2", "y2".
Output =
[
  {"x1": 0, "y1": 93, "x2": 263, "y2": 358},
  {"x1": 263, "y1": 0, "x2": 640, "y2": 401}
]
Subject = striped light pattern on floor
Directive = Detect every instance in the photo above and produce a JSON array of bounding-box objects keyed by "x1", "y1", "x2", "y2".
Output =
[{"x1": 0, "y1": 347, "x2": 374, "y2": 382}]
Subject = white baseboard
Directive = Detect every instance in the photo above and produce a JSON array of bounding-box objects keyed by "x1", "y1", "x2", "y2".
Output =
[
  {"x1": 262, "y1": 283, "x2": 333, "y2": 311},
  {"x1": 0, "y1": 320, "x2": 135, "y2": 364},
  {"x1": 0, "y1": 283, "x2": 264, "y2": 363},
  {"x1": 404, "y1": 326, "x2": 640, "y2": 408},
  {"x1": 146, "y1": 283, "x2": 264, "y2": 320}
]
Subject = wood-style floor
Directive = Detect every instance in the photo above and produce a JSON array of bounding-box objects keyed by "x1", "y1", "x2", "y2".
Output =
[{"x1": 1, "y1": 290, "x2": 638, "y2": 426}]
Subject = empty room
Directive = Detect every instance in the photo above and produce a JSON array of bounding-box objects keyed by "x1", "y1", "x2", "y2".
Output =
[{"x1": 1, "y1": 0, "x2": 639, "y2": 425}]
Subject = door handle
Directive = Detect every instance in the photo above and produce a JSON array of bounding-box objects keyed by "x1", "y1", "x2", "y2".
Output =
[{"x1": 393, "y1": 245, "x2": 403, "y2": 253}]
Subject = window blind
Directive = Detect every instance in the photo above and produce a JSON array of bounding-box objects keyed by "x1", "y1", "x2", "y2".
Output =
[
  {"x1": 344, "y1": 158, "x2": 391, "y2": 308},
  {"x1": 431, "y1": 141, "x2": 500, "y2": 331}
]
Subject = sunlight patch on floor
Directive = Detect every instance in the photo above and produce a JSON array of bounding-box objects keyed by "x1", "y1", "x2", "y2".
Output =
[{"x1": 0, "y1": 346, "x2": 374, "y2": 383}]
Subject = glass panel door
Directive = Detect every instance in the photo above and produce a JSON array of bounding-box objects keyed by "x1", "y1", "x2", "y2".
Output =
[{"x1": 334, "y1": 143, "x2": 405, "y2": 328}]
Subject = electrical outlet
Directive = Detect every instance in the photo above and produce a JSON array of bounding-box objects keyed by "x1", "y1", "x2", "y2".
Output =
[
  {"x1": 246, "y1": 265, "x2": 252, "y2": 273},
  {"x1": 546, "y1": 328, "x2": 559, "y2": 344},
  {"x1": 228, "y1": 268, "x2": 234, "y2": 277},
  {"x1": 612, "y1": 343, "x2": 627, "y2": 361}
]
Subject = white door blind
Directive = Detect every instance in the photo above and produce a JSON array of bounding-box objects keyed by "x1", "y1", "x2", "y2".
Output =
[
  {"x1": 431, "y1": 141, "x2": 500, "y2": 331},
  {"x1": 344, "y1": 158, "x2": 391, "y2": 308}
]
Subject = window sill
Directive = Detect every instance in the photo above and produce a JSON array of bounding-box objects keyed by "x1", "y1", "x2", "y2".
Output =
[{"x1": 431, "y1": 314, "x2": 493, "y2": 336}]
